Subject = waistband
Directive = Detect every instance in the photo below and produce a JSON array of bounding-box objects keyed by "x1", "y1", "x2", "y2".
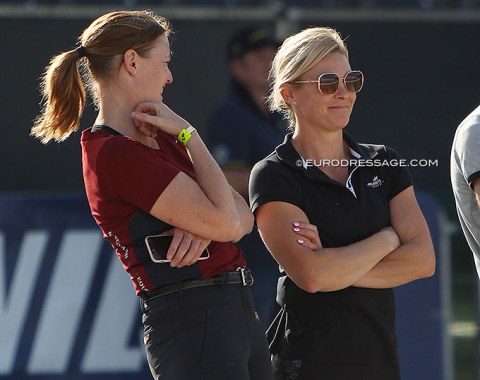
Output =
[{"x1": 140, "y1": 267, "x2": 253, "y2": 302}]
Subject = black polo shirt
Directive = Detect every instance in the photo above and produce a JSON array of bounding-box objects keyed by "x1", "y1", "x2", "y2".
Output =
[{"x1": 249, "y1": 132, "x2": 412, "y2": 378}]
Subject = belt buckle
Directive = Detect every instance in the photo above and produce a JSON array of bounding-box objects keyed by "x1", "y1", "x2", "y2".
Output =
[{"x1": 237, "y1": 267, "x2": 253, "y2": 287}]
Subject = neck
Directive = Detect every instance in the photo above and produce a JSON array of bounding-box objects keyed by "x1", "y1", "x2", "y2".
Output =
[
  {"x1": 95, "y1": 94, "x2": 155, "y2": 146},
  {"x1": 291, "y1": 128, "x2": 348, "y2": 162},
  {"x1": 292, "y1": 127, "x2": 351, "y2": 184}
]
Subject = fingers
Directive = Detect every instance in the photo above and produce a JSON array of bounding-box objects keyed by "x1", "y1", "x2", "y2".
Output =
[
  {"x1": 132, "y1": 115, "x2": 158, "y2": 138},
  {"x1": 296, "y1": 238, "x2": 319, "y2": 250},
  {"x1": 131, "y1": 111, "x2": 162, "y2": 128},
  {"x1": 170, "y1": 241, "x2": 199, "y2": 267},
  {"x1": 131, "y1": 101, "x2": 190, "y2": 138},
  {"x1": 131, "y1": 102, "x2": 167, "y2": 131},
  {"x1": 168, "y1": 229, "x2": 192, "y2": 267},
  {"x1": 292, "y1": 221, "x2": 322, "y2": 250},
  {"x1": 293, "y1": 221, "x2": 318, "y2": 234},
  {"x1": 138, "y1": 124, "x2": 157, "y2": 138},
  {"x1": 134, "y1": 101, "x2": 162, "y2": 115},
  {"x1": 167, "y1": 229, "x2": 210, "y2": 268}
]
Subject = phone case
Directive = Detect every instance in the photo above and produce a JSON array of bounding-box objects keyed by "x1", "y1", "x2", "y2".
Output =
[{"x1": 145, "y1": 233, "x2": 210, "y2": 263}]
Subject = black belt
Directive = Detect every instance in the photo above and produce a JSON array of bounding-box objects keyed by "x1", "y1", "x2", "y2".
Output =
[{"x1": 141, "y1": 267, "x2": 254, "y2": 302}]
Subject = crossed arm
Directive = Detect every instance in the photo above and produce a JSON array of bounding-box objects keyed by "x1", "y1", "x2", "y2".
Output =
[
  {"x1": 132, "y1": 101, "x2": 254, "y2": 268},
  {"x1": 255, "y1": 186, "x2": 435, "y2": 292},
  {"x1": 153, "y1": 188, "x2": 250, "y2": 268}
]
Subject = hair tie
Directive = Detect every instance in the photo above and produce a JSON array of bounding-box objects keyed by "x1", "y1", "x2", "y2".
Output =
[{"x1": 75, "y1": 46, "x2": 87, "y2": 59}]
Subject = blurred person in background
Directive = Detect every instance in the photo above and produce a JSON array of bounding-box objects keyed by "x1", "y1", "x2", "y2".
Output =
[
  {"x1": 208, "y1": 26, "x2": 286, "y2": 196},
  {"x1": 451, "y1": 106, "x2": 480, "y2": 277},
  {"x1": 208, "y1": 27, "x2": 288, "y2": 326},
  {"x1": 250, "y1": 26, "x2": 435, "y2": 380},
  {"x1": 31, "y1": 10, "x2": 273, "y2": 380}
]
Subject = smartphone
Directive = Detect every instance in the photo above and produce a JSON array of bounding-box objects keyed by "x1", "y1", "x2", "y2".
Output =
[{"x1": 145, "y1": 233, "x2": 210, "y2": 263}]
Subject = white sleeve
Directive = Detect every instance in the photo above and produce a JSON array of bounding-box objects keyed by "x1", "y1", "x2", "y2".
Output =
[{"x1": 454, "y1": 110, "x2": 480, "y2": 188}]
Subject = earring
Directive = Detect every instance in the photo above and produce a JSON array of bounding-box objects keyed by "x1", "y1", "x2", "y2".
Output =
[{"x1": 291, "y1": 101, "x2": 297, "y2": 106}]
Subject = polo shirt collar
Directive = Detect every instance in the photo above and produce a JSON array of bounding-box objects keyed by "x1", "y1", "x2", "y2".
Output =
[
  {"x1": 275, "y1": 130, "x2": 380, "y2": 175},
  {"x1": 342, "y1": 131, "x2": 381, "y2": 160}
]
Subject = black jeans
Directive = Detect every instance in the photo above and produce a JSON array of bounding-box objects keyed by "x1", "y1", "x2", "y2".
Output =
[{"x1": 141, "y1": 283, "x2": 274, "y2": 380}]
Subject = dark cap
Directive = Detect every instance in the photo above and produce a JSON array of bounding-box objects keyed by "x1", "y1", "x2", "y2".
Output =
[{"x1": 227, "y1": 27, "x2": 280, "y2": 60}]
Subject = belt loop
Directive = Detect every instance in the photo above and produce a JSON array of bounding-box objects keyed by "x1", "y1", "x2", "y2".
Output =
[{"x1": 237, "y1": 266, "x2": 249, "y2": 286}]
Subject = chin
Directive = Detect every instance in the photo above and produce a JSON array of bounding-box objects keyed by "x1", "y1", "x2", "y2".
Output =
[
  {"x1": 337, "y1": 118, "x2": 351, "y2": 129},
  {"x1": 327, "y1": 119, "x2": 350, "y2": 131}
]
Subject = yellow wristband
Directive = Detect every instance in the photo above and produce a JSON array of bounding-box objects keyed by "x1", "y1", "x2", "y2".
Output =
[{"x1": 177, "y1": 125, "x2": 196, "y2": 146}]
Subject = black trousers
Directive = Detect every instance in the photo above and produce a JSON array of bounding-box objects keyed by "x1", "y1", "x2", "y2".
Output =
[
  {"x1": 272, "y1": 353, "x2": 401, "y2": 380},
  {"x1": 141, "y1": 283, "x2": 274, "y2": 380}
]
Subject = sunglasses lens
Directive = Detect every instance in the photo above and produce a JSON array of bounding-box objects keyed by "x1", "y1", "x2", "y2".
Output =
[
  {"x1": 345, "y1": 71, "x2": 364, "y2": 93},
  {"x1": 319, "y1": 74, "x2": 339, "y2": 95}
]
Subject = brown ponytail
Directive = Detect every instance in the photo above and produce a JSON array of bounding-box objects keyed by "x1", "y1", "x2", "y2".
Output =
[
  {"x1": 31, "y1": 49, "x2": 86, "y2": 143},
  {"x1": 31, "y1": 10, "x2": 170, "y2": 144}
]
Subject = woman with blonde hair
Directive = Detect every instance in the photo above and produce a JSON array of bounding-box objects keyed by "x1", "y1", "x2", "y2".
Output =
[
  {"x1": 32, "y1": 10, "x2": 273, "y2": 380},
  {"x1": 249, "y1": 26, "x2": 435, "y2": 379}
]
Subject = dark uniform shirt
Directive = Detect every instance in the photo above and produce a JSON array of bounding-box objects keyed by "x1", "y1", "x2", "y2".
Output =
[
  {"x1": 249, "y1": 132, "x2": 412, "y2": 379},
  {"x1": 208, "y1": 80, "x2": 288, "y2": 169}
]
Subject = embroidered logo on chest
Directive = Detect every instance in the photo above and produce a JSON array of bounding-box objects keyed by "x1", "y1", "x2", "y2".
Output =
[{"x1": 367, "y1": 176, "x2": 384, "y2": 189}]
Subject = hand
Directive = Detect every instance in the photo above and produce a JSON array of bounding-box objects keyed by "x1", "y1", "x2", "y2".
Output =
[
  {"x1": 165, "y1": 228, "x2": 211, "y2": 268},
  {"x1": 292, "y1": 221, "x2": 322, "y2": 250},
  {"x1": 379, "y1": 226, "x2": 401, "y2": 252},
  {"x1": 131, "y1": 101, "x2": 191, "y2": 138}
]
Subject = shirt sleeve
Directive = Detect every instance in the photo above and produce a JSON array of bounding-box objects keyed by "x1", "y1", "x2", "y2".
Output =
[
  {"x1": 454, "y1": 115, "x2": 480, "y2": 189},
  {"x1": 383, "y1": 146, "x2": 414, "y2": 200},
  {"x1": 249, "y1": 158, "x2": 303, "y2": 214},
  {"x1": 97, "y1": 139, "x2": 181, "y2": 213}
]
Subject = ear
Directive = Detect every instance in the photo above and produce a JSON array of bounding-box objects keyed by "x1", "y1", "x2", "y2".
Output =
[
  {"x1": 280, "y1": 83, "x2": 295, "y2": 106},
  {"x1": 123, "y1": 49, "x2": 138, "y2": 75}
]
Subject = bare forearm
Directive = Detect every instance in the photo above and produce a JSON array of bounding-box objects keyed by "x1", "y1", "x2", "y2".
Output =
[
  {"x1": 186, "y1": 134, "x2": 238, "y2": 219},
  {"x1": 232, "y1": 188, "x2": 254, "y2": 240},
  {"x1": 353, "y1": 187, "x2": 436, "y2": 289},
  {"x1": 256, "y1": 204, "x2": 401, "y2": 293},
  {"x1": 298, "y1": 229, "x2": 400, "y2": 292},
  {"x1": 353, "y1": 235, "x2": 435, "y2": 289},
  {"x1": 132, "y1": 103, "x2": 242, "y2": 240},
  {"x1": 223, "y1": 169, "x2": 251, "y2": 199}
]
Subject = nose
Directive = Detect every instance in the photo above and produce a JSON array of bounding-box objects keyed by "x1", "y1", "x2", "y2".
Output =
[
  {"x1": 335, "y1": 78, "x2": 349, "y2": 98},
  {"x1": 166, "y1": 68, "x2": 173, "y2": 84}
]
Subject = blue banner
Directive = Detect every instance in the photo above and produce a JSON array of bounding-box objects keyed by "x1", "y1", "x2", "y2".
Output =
[
  {"x1": 0, "y1": 195, "x2": 151, "y2": 379},
  {"x1": 0, "y1": 193, "x2": 450, "y2": 380},
  {"x1": 394, "y1": 190, "x2": 451, "y2": 380}
]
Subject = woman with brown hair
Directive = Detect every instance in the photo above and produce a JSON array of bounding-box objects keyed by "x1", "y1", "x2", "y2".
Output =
[{"x1": 32, "y1": 10, "x2": 273, "y2": 380}]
